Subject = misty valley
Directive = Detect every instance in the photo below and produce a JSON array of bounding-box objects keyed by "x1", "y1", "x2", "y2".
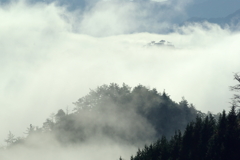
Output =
[{"x1": 1, "y1": 0, "x2": 240, "y2": 160}]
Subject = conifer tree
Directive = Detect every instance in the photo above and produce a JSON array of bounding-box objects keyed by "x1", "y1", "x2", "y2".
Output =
[{"x1": 5, "y1": 131, "x2": 15, "y2": 146}]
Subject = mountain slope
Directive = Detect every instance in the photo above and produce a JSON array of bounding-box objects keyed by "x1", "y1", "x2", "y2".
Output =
[
  {"x1": 184, "y1": 9, "x2": 240, "y2": 31},
  {"x1": 6, "y1": 84, "x2": 200, "y2": 147},
  {"x1": 128, "y1": 106, "x2": 240, "y2": 160},
  {"x1": 185, "y1": 0, "x2": 240, "y2": 18}
]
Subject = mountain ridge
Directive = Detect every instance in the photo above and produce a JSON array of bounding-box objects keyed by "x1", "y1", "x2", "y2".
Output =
[{"x1": 183, "y1": 8, "x2": 240, "y2": 31}]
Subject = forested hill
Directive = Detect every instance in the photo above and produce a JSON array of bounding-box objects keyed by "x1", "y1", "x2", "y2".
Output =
[
  {"x1": 128, "y1": 106, "x2": 240, "y2": 160},
  {"x1": 5, "y1": 83, "x2": 199, "y2": 147}
]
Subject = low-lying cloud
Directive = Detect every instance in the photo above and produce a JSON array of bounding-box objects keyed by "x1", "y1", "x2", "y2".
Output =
[
  {"x1": 1, "y1": 1, "x2": 240, "y2": 159},
  {"x1": 1, "y1": 137, "x2": 138, "y2": 160}
]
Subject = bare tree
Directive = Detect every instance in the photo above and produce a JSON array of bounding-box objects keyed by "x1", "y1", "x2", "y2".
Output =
[{"x1": 230, "y1": 73, "x2": 240, "y2": 106}]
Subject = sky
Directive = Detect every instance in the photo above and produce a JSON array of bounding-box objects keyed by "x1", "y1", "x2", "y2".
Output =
[{"x1": 1, "y1": 0, "x2": 240, "y2": 157}]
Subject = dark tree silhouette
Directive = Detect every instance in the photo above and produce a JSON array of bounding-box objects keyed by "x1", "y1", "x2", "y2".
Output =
[
  {"x1": 230, "y1": 73, "x2": 240, "y2": 106},
  {"x1": 129, "y1": 106, "x2": 240, "y2": 160}
]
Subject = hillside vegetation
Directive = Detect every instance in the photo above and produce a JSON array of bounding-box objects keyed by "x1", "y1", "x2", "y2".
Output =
[
  {"x1": 128, "y1": 106, "x2": 240, "y2": 160},
  {"x1": 5, "y1": 83, "x2": 199, "y2": 147}
]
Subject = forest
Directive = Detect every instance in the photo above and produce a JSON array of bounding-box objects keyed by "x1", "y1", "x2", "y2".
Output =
[
  {"x1": 2, "y1": 74, "x2": 240, "y2": 160},
  {"x1": 4, "y1": 83, "x2": 199, "y2": 146},
  {"x1": 128, "y1": 106, "x2": 240, "y2": 160},
  {"x1": 126, "y1": 73, "x2": 240, "y2": 160}
]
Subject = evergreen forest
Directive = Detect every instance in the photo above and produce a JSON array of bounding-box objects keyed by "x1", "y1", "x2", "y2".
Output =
[{"x1": 127, "y1": 106, "x2": 240, "y2": 160}]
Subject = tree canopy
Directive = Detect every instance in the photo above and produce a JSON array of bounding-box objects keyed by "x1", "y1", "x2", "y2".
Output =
[{"x1": 4, "y1": 83, "x2": 199, "y2": 147}]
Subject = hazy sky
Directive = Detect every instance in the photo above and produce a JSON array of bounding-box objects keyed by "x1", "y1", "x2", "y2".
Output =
[{"x1": 1, "y1": 0, "x2": 240, "y2": 151}]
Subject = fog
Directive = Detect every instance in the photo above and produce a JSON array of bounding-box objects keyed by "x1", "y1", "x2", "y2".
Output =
[
  {"x1": 1, "y1": 0, "x2": 240, "y2": 159},
  {"x1": 1, "y1": 135, "x2": 138, "y2": 160}
]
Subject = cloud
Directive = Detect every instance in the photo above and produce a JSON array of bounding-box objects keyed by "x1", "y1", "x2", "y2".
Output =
[
  {"x1": 1, "y1": 1, "x2": 240, "y2": 159},
  {"x1": 40, "y1": 0, "x2": 190, "y2": 36}
]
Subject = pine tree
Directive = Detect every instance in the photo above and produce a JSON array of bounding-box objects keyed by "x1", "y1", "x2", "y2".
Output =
[
  {"x1": 5, "y1": 131, "x2": 15, "y2": 145},
  {"x1": 225, "y1": 106, "x2": 240, "y2": 159}
]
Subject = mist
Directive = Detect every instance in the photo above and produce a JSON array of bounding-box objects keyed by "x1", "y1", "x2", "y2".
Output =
[
  {"x1": 1, "y1": 137, "x2": 138, "y2": 160},
  {"x1": 1, "y1": 0, "x2": 240, "y2": 159}
]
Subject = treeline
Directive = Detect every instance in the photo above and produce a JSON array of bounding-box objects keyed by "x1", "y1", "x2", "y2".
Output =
[
  {"x1": 128, "y1": 106, "x2": 240, "y2": 160},
  {"x1": 4, "y1": 83, "x2": 199, "y2": 147}
]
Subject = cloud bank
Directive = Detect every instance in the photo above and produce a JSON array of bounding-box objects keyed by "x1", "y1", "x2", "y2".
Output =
[{"x1": 1, "y1": 1, "x2": 240, "y2": 159}]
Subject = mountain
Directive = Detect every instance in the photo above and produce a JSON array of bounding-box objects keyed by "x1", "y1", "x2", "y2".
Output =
[
  {"x1": 185, "y1": 0, "x2": 240, "y2": 18},
  {"x1": 183, "y1": 9, "x2": 240, "y2": 31},
  {"x1": 146, "y1": 40, "x2": 174, "y2": 48},
  {"x1": 5, "y1": 83, "x2": 200, "y2": 147}
]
